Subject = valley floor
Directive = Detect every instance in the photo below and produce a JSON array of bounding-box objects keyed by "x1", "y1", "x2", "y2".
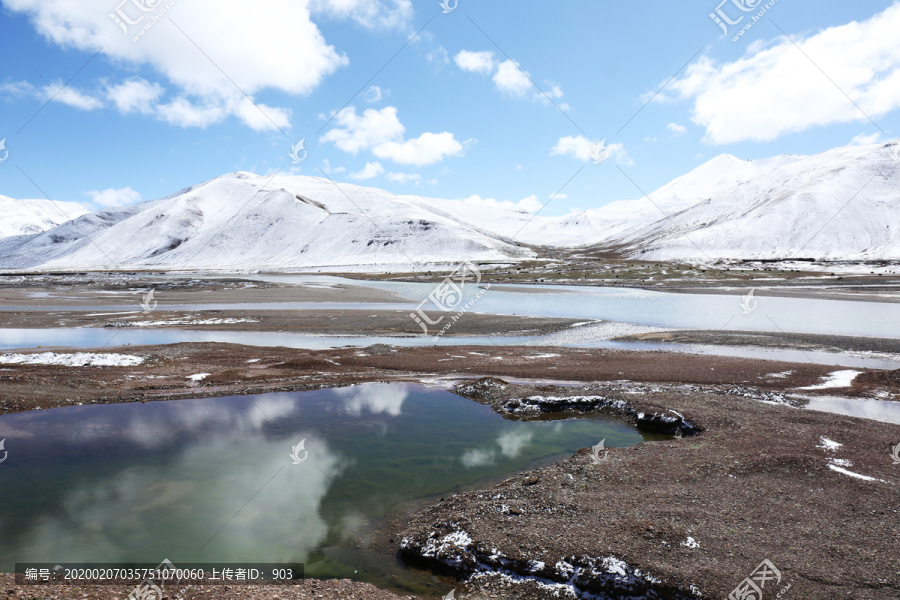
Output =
[{"x1": 1, "y1": 270, "x2": 899, "y2": 599}]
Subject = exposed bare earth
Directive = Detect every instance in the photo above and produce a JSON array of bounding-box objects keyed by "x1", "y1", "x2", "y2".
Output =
[
  {"x1": 399, "y1": 378, "x2": 900, "y2": 600},
  {"x1": 2, "y1": 272, "x2": 900, "y2": 599},
  {"x1": 0, "y1": 343, "x2": 893, "y2": 414}
]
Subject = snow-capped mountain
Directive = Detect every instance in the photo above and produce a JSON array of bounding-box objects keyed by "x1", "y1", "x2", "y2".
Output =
[
  {"x1": 607, "y1": 143, "x2": 900, "y2": 260},
  {"x1": 0, "y1": 143, "x2": 897, "y2": 271},
  {"x1": 0, "y1": 173, "x2": 534, "y2": 271},
  {"x1": 0, "y1": 195, "x2": 90, "y2": 240}
]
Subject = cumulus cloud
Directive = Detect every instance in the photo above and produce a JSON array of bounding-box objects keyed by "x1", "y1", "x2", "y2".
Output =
[
  {"x1": 461, "y1": 194, "x2": 542, "y2": 213},
  {"x1": 550, "y1": 135, "x2": 631, "y2": 165},
  {"x1": 43, "y1": 82, "x2": 103, "y2": 110},
  {"x1": 386, "y1": 172, "x2": 422, "y2": 184},
  {"x1": 667, "y1": 122, "x2": 687, "y2": 136},
  {"x1": 454, "y1": 50, "x2": 495, "y2": 74},
  {"x1": 3, "y1": 0, "x2": 359, "y2": 130},
  {"x1": 106, "y1": 78, "x2": 164, "y2": 114},
  {"x1": 86, "y1": 186, "x2": 142, "y2": 207},
  {"x1": 363, "y1": 85, "x2": 383, "y2": 103},
  {"x1": 349, "y1": 161, "x2": 385, "y2": 180},
  {"x1": 373, "y1": 132, "x2": 463, "y2": 166},
  {"x1": 321, "y1": 106, "x2": 464, "y2": 166},
  {"x1": 849, "y1": 132, "x2": 883, "y2": 145},
  {"x1": 660, "y1": 3, "x2": 900, "y2": 144},
  {"x1": 493, "y1": 59, "x2": 533, "y2": 96},
  {"x1": 308, "y1": 0, "x2": 413, "y2": 30}
]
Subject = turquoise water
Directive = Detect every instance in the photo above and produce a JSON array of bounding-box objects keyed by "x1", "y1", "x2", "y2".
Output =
[{"x1": 0, "y1": 383, "x2": 666, "y2": 596}]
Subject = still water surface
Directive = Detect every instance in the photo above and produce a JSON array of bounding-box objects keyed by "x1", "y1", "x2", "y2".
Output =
[{"x1": 0, "y1": 383, "x2": 664, "y2": 596}]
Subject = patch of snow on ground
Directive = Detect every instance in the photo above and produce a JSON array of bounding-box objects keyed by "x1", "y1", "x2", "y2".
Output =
[
  {"x1": 0, "y1": 352, "x2": 144, "y2": 366},
  {"x1": 827, "y1": 464, "x2": 890, "y2": 483},
  {"x1": 767, "y1": 370, "x2": 794, "y2": 379},
  {"x1": 817, "y1": 437, "x2": 843, "y2": 451},
  {"x1": 681, "y1": 537, "x2": 700, "y2": 549},
  {"x1": 188, "y1": 373, "x2": 210, "y2": 381},
  {"x1": 798, "y1": 370, "x2": 861, "y2": 390}
]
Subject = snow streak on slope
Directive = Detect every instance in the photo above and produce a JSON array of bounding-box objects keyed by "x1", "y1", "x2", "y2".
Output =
[
  {"x1": 0, "y1": 196, "x2": 90, "y2": 240},
  {"x1": 0, "y1": 173, "x2": 533, "y2": 271}
]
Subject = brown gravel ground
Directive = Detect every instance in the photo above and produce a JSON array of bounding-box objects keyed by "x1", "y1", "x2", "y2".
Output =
[
  {"x1": 0, "y1": 574, "x2": 418, "y2": 600},
  {"x1": 1, "y1": 345, "x2": 899, "y2": 599},
  {"x1": 399, "y1": 378, "x2": 900, "y2": 600},
  {"x1": 0, "y1": 343, "x2": 891, "y2": 414}
]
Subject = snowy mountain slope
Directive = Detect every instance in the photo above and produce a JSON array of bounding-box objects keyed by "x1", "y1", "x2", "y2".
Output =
[
  {"x1": 512, "y1": 152, "x2": 809, "y2": 247},
  {"x1": 0, "y1": 173, "x2": 534, "y2": 271},
  {"x1": 0, "y1": 196, "x2": 90, "y2": 240},
  {"x1": 0, "y1": 143, "x2": 897, "y2": 271},
  {"x1": 611, "y1": 143, "x2": 900, "y2": 260}
]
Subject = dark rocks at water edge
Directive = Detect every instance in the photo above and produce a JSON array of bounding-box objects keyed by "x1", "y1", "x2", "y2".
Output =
[
  {"x1": 454, "y1": 377, "x2": 702, "y2": 436},
  {"x1": 400, "y1": 377, "x2": 900, "y2": 599}
]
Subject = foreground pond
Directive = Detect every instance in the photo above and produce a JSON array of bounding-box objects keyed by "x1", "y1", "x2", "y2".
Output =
[{"x1": 0, "y1": 383, "x2": 665, "y2": 596}]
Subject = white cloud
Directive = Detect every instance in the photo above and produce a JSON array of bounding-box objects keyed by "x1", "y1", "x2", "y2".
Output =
[
  {"x1": 462, "y1": 194, "x2": 542, "y2": 213},
  {"x1": 662, "y1": 3, "x2": 900, "y2": 144},
  {"x1": 667, "y1": 122, "x2": 687, "y2": 136},
  {"x1": 363, "y1": 85, "x2": 383, "y2": 102},
  {"x1": 849, "y1": 132, "x2": 883, "y2": 145},
  {"x1": 86, "y1": 186, "x2": 142, "y2": 207},
  {"x1": 386, "y1": 172, "x2": 422, "y2": 184},
  {"x1": 156, "y1": 97, "x2": 227, "y2": 128},
  {"x1": 106, "y1": 78, "x2": 164, "y2": 114},
  {"x1": 321, "y1": 106, "x2": 464, "y2": 166},
  {"x1": 43, "y1": 82, "x2": 102, "y2": 110},
  {"x1": 426, "y1": 46, "x2": 449, "y2": 65},
  {"x1": 454, "y1": 50, "x2": 495, "y2": 74},
  {"x1": 349, "y1": 161, "x2": 385, "y2": 180},
  {"x1": 308, "y1": 0, "x2": 413, "y2": 30},
  {"x1": 320, "y1": 106, "x2": 406, "y2": 154},
  {"x1": 535, "y1": 82, "x2": 569, "y2": 110},
  {"x1": 373, "y1": 132, "x2": 463, "y2": 166},
  {"x1": 4, "y1": 0, "x2": 352, "y2": 130},
  {"x1": 550, "y1": 135, "x2": 632, "y2": 165},
  {"x1": 493, "y1": 59, "x2": 533, "y2": 96}
]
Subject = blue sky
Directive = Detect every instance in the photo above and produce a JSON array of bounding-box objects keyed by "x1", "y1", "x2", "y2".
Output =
[{"x1": 1, "y1": 0, "x2": 898, "y2": 214}]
